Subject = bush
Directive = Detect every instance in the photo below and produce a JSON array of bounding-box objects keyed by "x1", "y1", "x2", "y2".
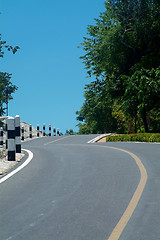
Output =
[{"x1": 106, "y1": 133, "x2": 160, "y2": 142}]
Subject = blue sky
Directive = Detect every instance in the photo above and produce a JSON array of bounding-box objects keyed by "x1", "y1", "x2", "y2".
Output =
[{"x1": 0, "y1": 0, "x2": 105, "y2": 134}]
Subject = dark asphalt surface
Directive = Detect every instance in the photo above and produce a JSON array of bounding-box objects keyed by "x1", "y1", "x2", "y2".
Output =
[{"x1": 0, "y1": 135, "x2": 160, "y2": 240}]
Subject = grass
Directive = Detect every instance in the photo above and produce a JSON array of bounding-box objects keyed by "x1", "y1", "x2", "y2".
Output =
[{"x1": 106, "y1": 133, "x2": 160, "y2": 142}]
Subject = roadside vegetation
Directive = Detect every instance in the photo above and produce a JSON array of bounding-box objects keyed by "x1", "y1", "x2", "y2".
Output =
[
  {"x1": 0, "y1": 26, "x2": 20, "y2": 116},
  {"x1": 76, "y1": 0, "x2": 160, "y2": 135},
  {"x1": 106, "y1": 133, "x2": 160, "y2": 142}
]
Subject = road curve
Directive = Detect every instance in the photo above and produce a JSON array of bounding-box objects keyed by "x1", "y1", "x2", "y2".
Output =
[{"x1": 0, "y1": 135, "x2": 159, "y2": 240}]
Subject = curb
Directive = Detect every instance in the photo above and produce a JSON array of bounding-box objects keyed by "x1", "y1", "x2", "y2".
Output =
[
  {"x1": 87, "y1": 133, "x2": 111, "y2": 143},
  {"x1": 0, "y1": 149, "x2": 33, "y2": 184},
  {"x1": 88, "y1": 134, "x2": 160, "y2": 144}
]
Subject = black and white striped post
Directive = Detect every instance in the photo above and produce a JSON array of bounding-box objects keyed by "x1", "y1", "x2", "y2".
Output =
[
  {"x1": 29, "y1": 124, "x2": 32, "y2": 138},
  {"x1": 53, "y1": 127, "x2": 56, "y2": 136},
  {"x1": 6, "y1": 121, "x2": 8, "y2": 149},
  {"x1": 21, "y1": 126, "x2": 24, "y2": 141},
  {"x1": 57, "y1": 128, "x2": 60, "y2": 136},
  {"x1": 15, "y1": 115, "x2": 21, "y2": 153},
  {"x1": 49, "y1": 124, "x2": 51, "y2": 136},
  {"x1": 0, "y1": 127, "x2": 3, "y2": 146},
  {"x1": 37, "y1": 124, "x2": 40, "y2": 137},
  {"x1": 7, "y1": 117, "x2": 15, "y2": 161},
  {"x1": 43, "y1": 124, "x2": 45, "y2": 136}
]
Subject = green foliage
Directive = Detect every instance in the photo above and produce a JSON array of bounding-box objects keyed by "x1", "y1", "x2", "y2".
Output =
[
  {"x1": 76, "y1": 0, "x2": 160, "y2": 134},
  {"x1": 0, "y1": 28, "x2": 20, "y2": 116},
  {"x1": 76, "y1": 80, "x2": 117, "y2": 134},
  {"x1": 0, "y1": 33, "x2": 20, "y2": 58},
  {"x1": 122, "y1": 68, "x2": 160, "y2": 113},
  {"x1": 111, "y1": 103, "x2": 127, "y2": 133},
  {"x1": 80, "y1": 0, "x2": 160, "y2": 79},
  {"x1": 150, "y1": 108, "x2": 160, "y2": 133},
  {"x1": 106, "y1": 133, "x2": 160, "y2": 142},
  {"x1": 76, "y1": 123, "x2": 93, "y2": 135},
  {"x1": 121, "y1": 67, "x2": 160, "y2": 132},
  {"x1": 65, "y1": 129, "x2": 76, "y2": 135},
  {"x1": 0, "y1": 72, "x2": 18, "y2": 115}
]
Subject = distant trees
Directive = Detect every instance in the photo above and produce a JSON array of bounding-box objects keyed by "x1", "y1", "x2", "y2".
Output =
[
  {"x1": 76, "y1": 0, "x2": 160, "y2": 133},
  {"x1": 65, "y1": 129, "x2": 76, "y2": 135},
  {"x1": 0, "y1": 32, "x2": 19, "y2": 116}
]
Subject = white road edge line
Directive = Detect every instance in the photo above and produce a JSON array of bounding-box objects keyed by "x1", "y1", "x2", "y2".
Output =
[
  {"x1": 87, "y1": 134, "x2": 111, "y2": 143},
  {"x1": 0, "y1": 149, "x2": 33, "y2": 184},
  {"x1": 88, "y1": 134, "x2": 160, "y2": 144}
]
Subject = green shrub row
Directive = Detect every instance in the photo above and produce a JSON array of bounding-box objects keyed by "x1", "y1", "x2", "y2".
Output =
[{"x1": 106, "y1": 133, "x2": 160, "y2": 142}]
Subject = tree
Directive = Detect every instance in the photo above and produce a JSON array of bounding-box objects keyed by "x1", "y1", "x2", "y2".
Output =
[
  {"x1": 0, "y1": 72, "x2": 17, "y2": 115},
  {"x1": 121, "y1": 67, "x2": 160, "y2": 132},
  {"x1": 65, "y1": 129, "x2": 75, "y2": 135},
  {"x1": 76, "y1": 80, "x2": 117, "y2": 134},
  {"x1": 80, "y1": 0, "x2": 160, "y2": 79},
  {"x1": 0, "y1": 31, "x2": 20, "y2": 116},
  {"x1": 77, "y1": 0, "x2": 160, "y2": 133}
]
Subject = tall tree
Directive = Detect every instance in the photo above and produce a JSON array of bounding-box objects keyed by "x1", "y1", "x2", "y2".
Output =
[
  {"x1": 121, "y1": 67, "x2": 160, "y2": 132},
  {"x1": 77, "y1": 0, "x2": 160, "y2": 133},
  {"x1": 80, "y1": 0, "x2": 160, "y2": 79},
  {"x1": 76, "y1": 80, "x2": 117, "y2": 134}
]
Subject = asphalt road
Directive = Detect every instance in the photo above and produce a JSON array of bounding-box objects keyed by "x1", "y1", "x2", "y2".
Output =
[{"x1": 0, "y1": 135, "x2": 160, "y2": 240}]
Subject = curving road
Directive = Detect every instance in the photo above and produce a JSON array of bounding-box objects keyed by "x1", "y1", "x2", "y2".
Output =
[{"x1": 0, "y1": 135, "x2": 160, "y2": 240}]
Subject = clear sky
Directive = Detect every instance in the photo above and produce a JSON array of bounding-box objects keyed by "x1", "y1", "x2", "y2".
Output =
[{"x1": 0, "y1": 0, "x2": 105, "y2": 134}]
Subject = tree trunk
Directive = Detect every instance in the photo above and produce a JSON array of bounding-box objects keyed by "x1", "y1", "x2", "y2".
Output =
[
  {"x1": 146, "y1": 112, "x2": 150, "y2": 132},
  {"x1": 135, "y1": 115, "x2": 137, "y2": 133},
  {"x1": 128, "y1": 117, "x2": 133, "y2": 134},
  {"x1": 142, "y1": 109, "x2": 149, "y2": 132}
]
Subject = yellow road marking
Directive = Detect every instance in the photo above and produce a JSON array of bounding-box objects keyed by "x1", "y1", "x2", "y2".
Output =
[
  {"x1": 45, "y1": 140, "x2": 148, "y2": 239},
  {"x1": 101, "y1": 146, "x2": 148, "y2": 240},
  {"x1": 44, "y1": 136, "x2": 71, "y2": 146}
]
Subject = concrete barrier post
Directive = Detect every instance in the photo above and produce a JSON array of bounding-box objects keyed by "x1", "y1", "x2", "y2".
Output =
[
  {"x1": 0, "y1": 127, "x2": 3, "y2": 146},
  {"x1": 37, "y1": 124, "x2": 40, "y2": 137},
  {"x1": 6, "y1": 122, "x2": 8, "y2": 149},
  {"x1": 29, "y1": 124, "x2": 32, "y2": 138},
  {"x1": 43, "y1": 124, "x2": 45, "y2": 136},
  {"x1": 49, "y1": 124, "x2": 51, "y2": 136},
  {"x1": 15, "y1": 115, "x2": 21, "y2": 153},
  {"x1": 21, "y1": 126, "x2": 24, "y2": 141},
  {"x1": 57, "y1": 128, "x2": 59, "y2": 136},
  {"x1": 53, "y1": 127, "x2": 56, "y2": 136},
  {"x1": 7, "y1": 117, "x2": 15, "y2": 161}
]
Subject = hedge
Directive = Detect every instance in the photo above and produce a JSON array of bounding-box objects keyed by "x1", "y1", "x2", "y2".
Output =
[{"x1": 106, "y1": 133, "x2": 160, "y2": 142}]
